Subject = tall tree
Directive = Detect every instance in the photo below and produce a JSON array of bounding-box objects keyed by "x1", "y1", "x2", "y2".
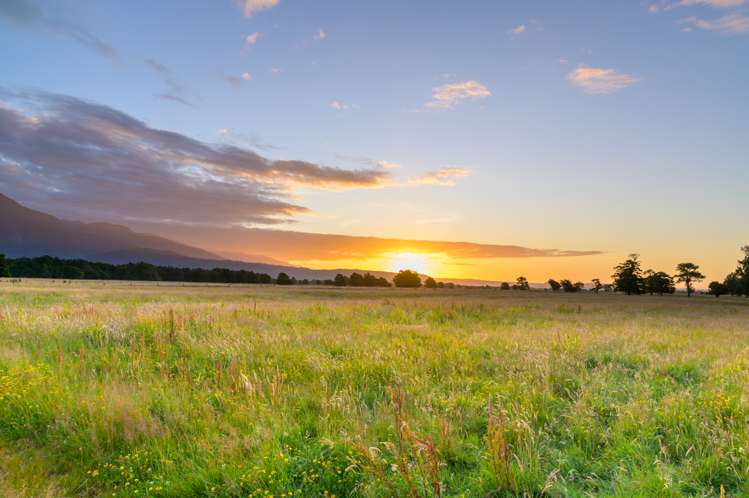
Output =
[
  {"x1": 708, "y1": 281, "x2": 727, "y2": 298},
  {"x1": 348, "y1": 272, "x2": 365, "y2": 287},
  {"x1": 0, "y1": 254, "x2": 8, "y2": 278},
  {"x1": 674, "y1": 262, "x2": 705, "y2": 297},
  {"x1": 276, "y1": 272, "x2": 293, "y2": 285},
  {"x1": 548, "y1": 279, "x2": 562, "y2": 292},
  {"x1": 738, "y1": 246, "x2": 749, "y2": 296},
  {"x1": 591, "y1": 279, "x2": 603, "y2": 293},
  {"x1": 393, "y1": 270, "x2": 422, "y2": 288},
  {"x1": 643, "y1": 270, "x2": 675, "y2": 296},
  {"x1": 514, "y1": 276, "x2": 530, "y2": 290},
  {"x1": 612, "y1": 254, "x2": 644, "y2": 295},
  {"x1": 724, "y1": 272, "x2": 742, "y2": 296}
]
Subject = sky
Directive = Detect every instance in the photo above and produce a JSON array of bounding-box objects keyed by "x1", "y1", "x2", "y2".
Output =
[{"x1": 1, "y1": 0, "x2": 748, "y2": 284}]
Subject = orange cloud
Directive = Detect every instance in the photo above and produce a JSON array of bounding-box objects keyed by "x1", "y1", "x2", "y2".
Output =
[{"x1": 568, "y1": 65, "x2": 640, "y2": 94}]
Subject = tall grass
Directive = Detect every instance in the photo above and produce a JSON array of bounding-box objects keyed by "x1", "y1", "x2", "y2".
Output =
[{"x1": 0, "y1": 280, "x2": 748, "y2": 496}]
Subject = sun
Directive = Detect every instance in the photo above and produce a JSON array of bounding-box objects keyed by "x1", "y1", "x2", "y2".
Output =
[{"x1": 387, "y1": 251, "x2": 432, "y2": 275}]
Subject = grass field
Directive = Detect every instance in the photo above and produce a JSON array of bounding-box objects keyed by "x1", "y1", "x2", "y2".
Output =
[{"x1": 1, "y1": 280, "x2": 749, "y2": 497}]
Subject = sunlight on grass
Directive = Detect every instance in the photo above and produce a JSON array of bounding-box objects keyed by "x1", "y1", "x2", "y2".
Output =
[{"x1": 0, "y1": 280, "x2": 748, "y2": 496}]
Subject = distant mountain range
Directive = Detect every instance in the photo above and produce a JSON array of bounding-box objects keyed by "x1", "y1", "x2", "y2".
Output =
[{"x1": 1, "y1": 193, "x2": 460, "y2": 282}]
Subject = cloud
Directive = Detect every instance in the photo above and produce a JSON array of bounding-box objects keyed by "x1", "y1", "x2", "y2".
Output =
[
  {"x1": 237, "y1": 0, "x2": 280, "y2": 17},
  {"x1": 330, "y1": 100, "x2": 351, "y2": 110},
  {"x1": 145, "y1": 59, "x2": 194, "y2": 106},
  {"x1": 129, "y1": 224, "x2": 603, "y2": 263},
  {"x1": 156, "y1": 94, "x2": 195, "y2": 108},
  {"x1": 425, "y1": 80, "x2": 492, "y2": 109},
  {"x1": 511, "y1": 24, "x2": 527, "y2": 34},
  {"x1": 314, "y1": 28, "x2": 326, "y2": 41},
  {"x1": 679, "y1": 13, "x2": 749, "y2": 32},
  {"x1": 650, "y1": 0, "x2": 745, "y2": 11},
  {"x1": 0, "y1": 0, "x2": 117, "y2": 59},
  {"x1": 221, "y1": 72, "x2": 252, "y2": 86},
  {"x1": 0, "y1": 91, "x2": 391, "y2": 226},
  {"x1": 245, "y1": 32, "x2": 262, "y2": 45},
  {"x1": 567, "y1": 65, "x2": 640, "y2": 94},
  {"x1": 410, "y1": 167, "x2": 471, "y2": 186}
]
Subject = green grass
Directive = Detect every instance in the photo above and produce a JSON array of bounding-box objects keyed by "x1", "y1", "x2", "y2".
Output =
[{"x1": 1, "y1": 279, "x2": 748, "y2": 497}]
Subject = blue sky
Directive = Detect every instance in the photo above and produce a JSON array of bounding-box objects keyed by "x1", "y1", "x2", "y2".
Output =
[{"x1": 1, "y1": 0, "x2": 748, "y2": 281}]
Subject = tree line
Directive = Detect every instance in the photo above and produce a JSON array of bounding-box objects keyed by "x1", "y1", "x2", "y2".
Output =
[
  {"x1": 3, "y1": 246, "x2": 748, "y2": 295},
  {"x1": 0, "y1": 256, "x2": 450, "y2": 289},
  {"x1": 496, "y1": 245, "x2": 749, "y2": 297}
]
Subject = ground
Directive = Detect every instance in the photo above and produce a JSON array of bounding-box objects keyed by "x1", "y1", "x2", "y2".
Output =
[{"x1": 1, "y1": 280, "x2": 748, "y2": 497}]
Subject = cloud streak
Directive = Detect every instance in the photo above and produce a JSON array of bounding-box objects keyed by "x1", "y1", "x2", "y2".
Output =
[
  {"x1": 0, "y1": 0, "x2": 117, "y2": 60},
  {"x1": 0, "y1": 91, "x2": 392, "y2": 226},
  {"x1": 410, "y1": 168, "x2": 470, "y2": 186},
  {"x1": 679, "y1": 13, "x2": 749, "y2": 32},
  {"x1": 650, "y1": 0, "x2": 745, "y2": 12},
  {"x1": 129, "y1": 224, "x2": 603, "y2": 264},
  {"x1": 237, "y1": 0, "x2": 280, "y2": 17},
  {"x1": 425, "y1": 80, "x2": 491, "y2": 109},
  {"x1": 567, "y1": 65, "x2": 640, "y2": 94}
]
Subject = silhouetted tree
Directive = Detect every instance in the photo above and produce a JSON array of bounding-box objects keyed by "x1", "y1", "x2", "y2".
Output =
[
  {"x1": 333, "y1": 274, "x2": 348, "y2": 287},
  {"x1": 724, "y1": 272, "x2": 742, "y2": 296},
  {"x1": 348, "y1": 272, "x2": 365, "y2": 287},
  {"x1": 591, "y1": 278, "x2": 603, "y2": 293},
  {"x1": 548, "y1": 279, "x2": 562, "y2": 292},
  {"x1": 513, "y1": 276, "x2": 530, "y2": 290},
  {"x1": 276, "y1": 272, "x2": 293, "y2": 285},
  {"x1": 393, "y1": 270, "x2": 422, "y2": 288},
  {"x1": 643, "y1": 270, "x2": 675, "y2": 295},
  {"x1": 424, "y1": 277, "x2": 437, "y2": 289},
  {"x1": 708, "y1": 281, "x2": 727, "y2": 298},
  {"x1": 500, "y1": 282, "x2": 510, "y2": 290},
  {"x1": 674, "y1": 262, "x2": 705, "y2": 297},
  {"x1": 736, "y1": 246, "x2": 749, "y2": 296},
  {"x1": 560, "y1": 279, "x2": 584, "y2": 292},
  {"x1": 0, "y1": 254, "x2": 9, "y2": 278},
  {"x1": 612, "y1": 254, "x2": 644, "y2": 295}
]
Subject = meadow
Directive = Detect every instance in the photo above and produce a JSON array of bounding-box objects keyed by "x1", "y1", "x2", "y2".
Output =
[{"x1": 1, "y1": 280, "x2": 749, "y2": 497}]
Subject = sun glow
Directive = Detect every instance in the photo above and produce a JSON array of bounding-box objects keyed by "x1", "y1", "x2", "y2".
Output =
[{"x1": 387, "y1": 251, "x2": 433, "y2": 274}]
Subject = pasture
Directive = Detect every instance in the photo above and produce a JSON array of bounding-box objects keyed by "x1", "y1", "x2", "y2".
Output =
[{"x1": 1, "y1": 280, "x2": 748, "y2": 497}]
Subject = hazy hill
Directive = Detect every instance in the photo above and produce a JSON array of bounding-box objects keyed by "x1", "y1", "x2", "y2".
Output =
[{"x1": 0, "y1": 193, "x2": 219, "y2": 261}]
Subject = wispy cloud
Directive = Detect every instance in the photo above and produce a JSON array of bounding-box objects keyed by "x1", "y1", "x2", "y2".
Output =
[
  {"x1": 0, "y1": 0, "x2": 117, "y2": 60},
  {"x1": 650, "y1": 0, "x2": 745, "y2": 12},
  {"x1": 245, "y1": 32, "x2": 262, "y2": 46},
  {"x1": 679, "y1": 12, "x2": 749, "y2": 32},
  {"x1": 0, "y1": 91, "x2": 392, "y2": 226},
  {"x1": 330, "y1": 100, "x2": 356, "y2": 110},
  {"x1": 221, "y1": 72, "x2": 252, "y2": 86},
  {"x1": 314, "y1": 28, "x2": 326, "y2": 41},
  {"x1": 410, "y1": 167, "x2": 471, "y2": 186},
  {"x1": 156, "y1": 94, "x2": 195, "y2": 108},
  {"x1": 425, "y1": 80, "x2": 491, "y2": 109},
  {"x1": 144, "y1": 58, "x2": 195, "y2": 106},
  {"x1": 135, "y1": 224, "x2": 603, "y2": 263},
  {"x1": 236, "y1": 0, "x2": 280, "y2": 17},
  {"x1": 510, "y1": 24, "x2": 527, "y2": 34},
  {"x1": 567, "y1": 65, "x2": 640, "y2": 94}
]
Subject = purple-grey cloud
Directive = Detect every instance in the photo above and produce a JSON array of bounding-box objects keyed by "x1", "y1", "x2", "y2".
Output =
[{"x1": 0, "y1": 91, "x2": 390, "y2": 226}]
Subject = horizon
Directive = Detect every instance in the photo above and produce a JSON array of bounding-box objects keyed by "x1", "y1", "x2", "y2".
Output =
[{"x1": 1, "y1": 0, "x2": 748, "y2": 284}]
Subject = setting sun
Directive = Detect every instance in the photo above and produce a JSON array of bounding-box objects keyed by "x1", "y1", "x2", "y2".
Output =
[{"x1": 387, "y1": 251, "x2": 433, "y2": 274}]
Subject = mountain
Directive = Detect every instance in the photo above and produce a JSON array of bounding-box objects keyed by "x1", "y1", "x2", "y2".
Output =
[
  {"x1": 0, "y1": 194, "x2": 398, "y2": 281},
  {"x1": 0, "y1": 193, "x2": 219, "y2": 261},
  {"x1": 0, "y1": 193, "x2": 490, "y2": 285}
]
